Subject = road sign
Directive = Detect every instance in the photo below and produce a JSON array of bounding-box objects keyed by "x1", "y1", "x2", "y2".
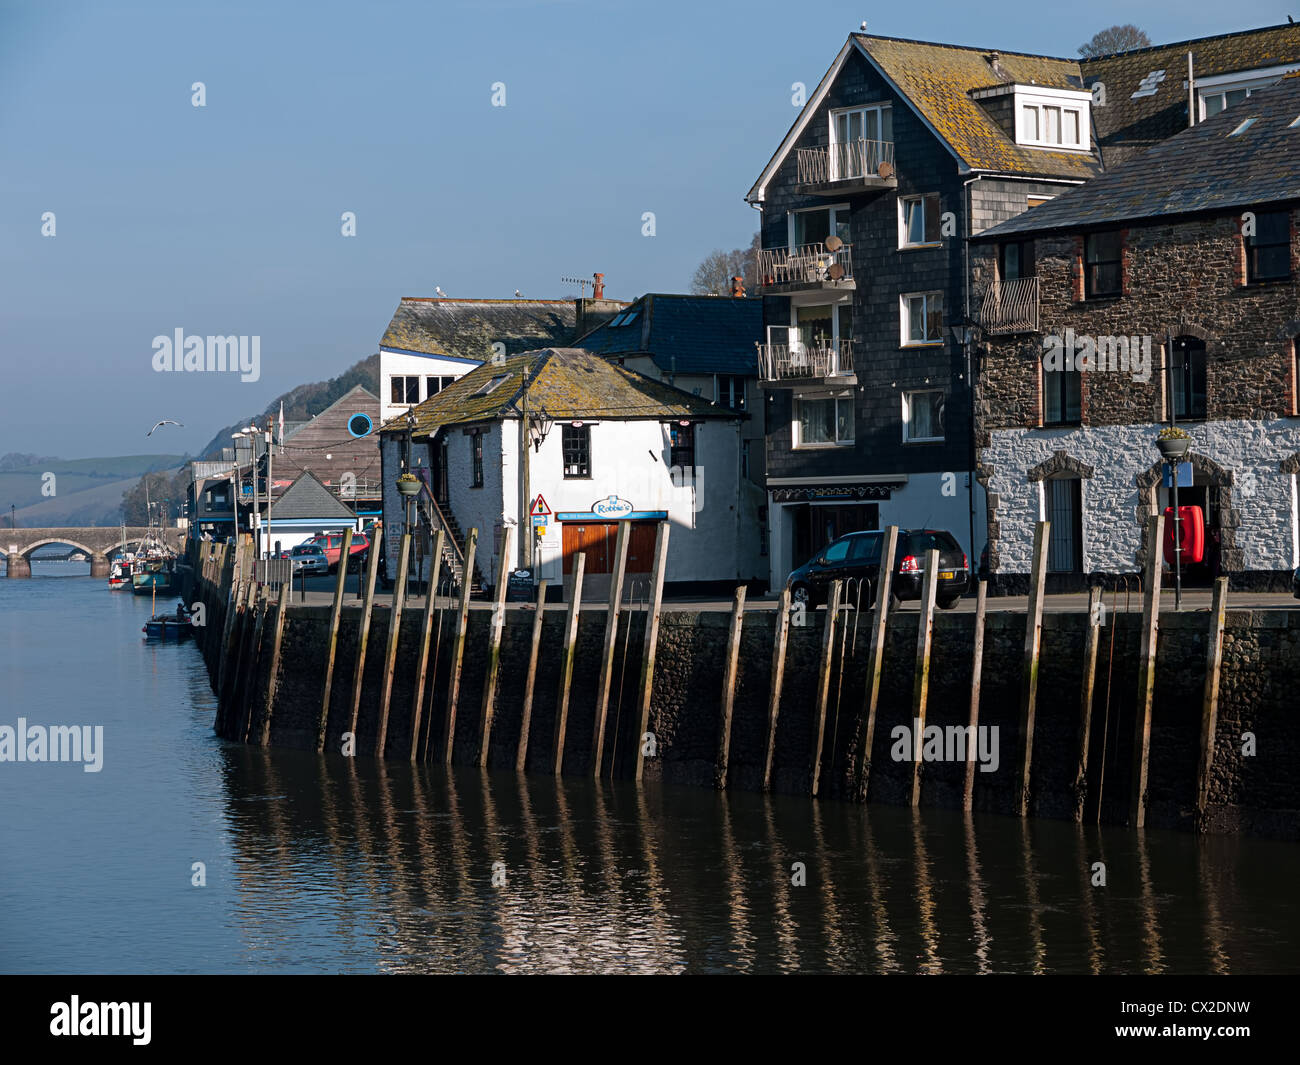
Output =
[{"x1": 530, "y1": 494, "x2": 551, "y2": 517}]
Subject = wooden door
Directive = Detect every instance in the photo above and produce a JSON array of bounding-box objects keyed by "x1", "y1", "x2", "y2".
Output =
[
  {"x1": 626, "y1": 521, "x2": 658, "y2": 574},
  {"x1": 562, "y1": 521, "x2": 614, "y2": 575}
]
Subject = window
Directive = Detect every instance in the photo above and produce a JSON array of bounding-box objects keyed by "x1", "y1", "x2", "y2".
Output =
[
  {"x1": 1246, "y1": 210, "x2": 1291, "y2": 283},
  {"x1": 472, "y1": 374, "x2": 509, "y2": 397},
  {"x1": 742, "y1": 439, "x2": 751, "y2": 481},
  {"x1": 791, "y1": 206, "x2": 852, "y2": 249},
  {"x1": 669, "y1": 423, "x2": 696, "y2": 470},
  {"x1": 899, "y1": 194, "x2": 942, "y2": 247},
  {"x1": 1202, "y1": 86, "x2": 1254, "y2": 119},
  {"x1": 562, "y1": 424, "x2": 590, "y2": 478},
  {"x1": 901, "y1": 292, "x2": 943, "y2": 345},
  {"x1": 902, "y1": 390, "x2": 945, "y2": 442},
  {"x1": 1043, "y1": 357, "x2": 1081, "y2": 425},
  {"x1": 794, "y1": 397, "x2": 854, "y2": 446},
  {"x1": 426, "y1": 375, "x2": 456, "y2": 398},
  {"x1": 823, "y1": 537, "x2": 853, "y2": 563},
  {"x1": 1170, "y1": 337, "x2": 1207, "y2": 419},
  {"x1": 471, "y1": 431, "x2": 484, "y2": 488},
  {"x1": 828, "y1": 104, "x2": 892, "y2": 178},
  {"x1": 1020, "y1": 101, "x2": 1086, "y2": 148},
  {"x1": 1026, "y1": 196, "x2": 1053, "y2": 209},
  {"x1": 716, "y1": 375, "x2": 746, "y2": 410},
  {"x1": 1000, "y1": 240, "x2": 1034, "y2": 280},
  {"x1": 1084, "y1": 231, "x2": 1123, "y2": 298},
  {"x1": 390, "y1": 375, "x2": 420, "y2": 404},
  {"x1": 1045, "y1": 478, "x2": 1083, "y2": 573},
  {"x1": 848, "y1": 533, "x2": 882, "y2": 563}
]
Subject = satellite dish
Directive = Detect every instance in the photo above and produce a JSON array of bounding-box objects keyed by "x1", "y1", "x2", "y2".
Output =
[
  {"x1": 827, "y1": 263, "x2": 845, "y2": 281},
  {"x1": 824, "y1": 234, "x2": 843, "y2": 252},
  {"x1": 877, "y1": 160, "x2": 895, "y2": 180}
]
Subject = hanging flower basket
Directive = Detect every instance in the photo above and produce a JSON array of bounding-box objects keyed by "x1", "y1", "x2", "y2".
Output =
[
  {"x1": 1155, "y1": 427, "x2": 1191, "y2": 459},
  {"x1": 396, "y1": 474, "x2": 421, "y2": 497}
]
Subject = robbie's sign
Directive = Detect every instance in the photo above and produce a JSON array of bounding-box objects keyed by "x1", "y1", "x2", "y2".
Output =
[{"x1": 591, "y1": 495, "x2": 634, "y2": 519}]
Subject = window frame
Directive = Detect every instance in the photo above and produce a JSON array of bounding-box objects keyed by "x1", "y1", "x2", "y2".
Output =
[
  {"x1": 390, "y1": 374, "x2": 421, "y2": 405},
  {"x1": 898, "y1": 193, "x2": 943, "y2": 249},
  {"x1": 900, "y1": 291, "x2": 944, "y2": 346},
  {"x1": 1084, "y1": 230, "x2": 1124, "y2": 299},
  {"x1": 1042, "y1": 357, "x2": 1082, "y2": 427},
  {"x1": 788, "y1": 204, "x2": 852, "y2": 250},
  {"x1": 561, "y1": 423, "x2": 591, "y2": 479},
  {"x1": 1169, "y1": 337, "x2": 1208, "y2": 421},
  {"x1": 715, "y1": 374, "x2": 746, "y2": 411},
  {"x1": 901, "y1": 389, "x2": 945, "y2": 444},
  {"x1": 792, "y1": 396, "x2": 855, "y2": 448},
  {"x1": 1245, "y1": 209, "x2": 1292, "y2": 284},
  {"x1": 470, "y1": 430, "x2": 484, "y2": 489},
  {"x1": 668, "y1": 422, "x2": 696, "y2": 471}
]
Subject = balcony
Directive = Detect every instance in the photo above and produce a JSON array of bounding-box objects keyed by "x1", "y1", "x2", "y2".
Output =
[
  {"x1": 795, "y1": 140, "x2": 897, "y2": 196},
  {"x1": 757, "y1": 243, "x2": 855, "y2": 294},
  {"x1": 757, "y1": 340, "x2": 856, "y2": 386},
  {"x1": 979, "y1": 277, "x2": 1040, "y2": 334}
]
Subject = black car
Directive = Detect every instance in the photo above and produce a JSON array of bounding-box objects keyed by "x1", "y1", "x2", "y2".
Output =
[{"x1": 785, "y1": 529, "x2": 970, "y2": 609}]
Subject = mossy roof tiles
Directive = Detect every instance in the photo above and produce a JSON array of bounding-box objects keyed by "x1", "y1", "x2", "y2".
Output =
[{"x1": 379, "y1": 298, "x2": 579, "y2": 361}]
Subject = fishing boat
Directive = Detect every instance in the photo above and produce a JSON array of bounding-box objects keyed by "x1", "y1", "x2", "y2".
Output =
[
  {"x1": 143, "y1": 603, "x2": 194, "y2": 640},
  {"x1": 131, "y1": 556, "x2": 176, "y2": 595},
  {"x1": 107, "y1": 527, "x2": 135, "y2": 589}
]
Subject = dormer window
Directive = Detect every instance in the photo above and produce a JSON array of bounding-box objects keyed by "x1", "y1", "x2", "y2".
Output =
[
  {"x1": 995, "y1": 86, "x2": 1091, "y2": 151},
  {"x1": 1020, "y1": 101, "x2": 1085, "y2": 148}
]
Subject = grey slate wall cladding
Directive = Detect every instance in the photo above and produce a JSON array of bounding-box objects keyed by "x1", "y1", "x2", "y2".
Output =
[{"x1": 971, "y1": 179, "x2": 1078, "y2": 235}]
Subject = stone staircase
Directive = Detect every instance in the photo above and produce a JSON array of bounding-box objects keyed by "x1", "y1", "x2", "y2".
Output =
[{"x1": 417, "y1": 489, "x2": 483, "y2": 596}]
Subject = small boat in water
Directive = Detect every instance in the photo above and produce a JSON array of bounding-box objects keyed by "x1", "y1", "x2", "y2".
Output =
[
  {"x1": 108, "y1": 555, "x2": 135, "y2": 590},
  {"x1": 132, "y1": 557, "x2": 176, "y2": 595},
  {"x1": 143, "y1": 604, "x2": 194, "y2": 640}
]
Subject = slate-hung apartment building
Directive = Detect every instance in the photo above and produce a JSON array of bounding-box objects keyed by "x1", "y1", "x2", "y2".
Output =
[
  {"x1": 746, "y1": 23, "x2": 1300, "y2": 589},
  {"x1": 972, "y1": 74, "x2": 1300, "y2": 590}
]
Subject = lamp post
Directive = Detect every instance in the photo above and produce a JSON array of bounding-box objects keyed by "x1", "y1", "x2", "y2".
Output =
[{"x1": 264, "y1": 420, "x2": 274, "y2": 559}]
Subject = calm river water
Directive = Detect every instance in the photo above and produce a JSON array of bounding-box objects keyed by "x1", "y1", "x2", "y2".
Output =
[{"x1": 1, "y1": 565, "x2": 1297, "y2": 973}]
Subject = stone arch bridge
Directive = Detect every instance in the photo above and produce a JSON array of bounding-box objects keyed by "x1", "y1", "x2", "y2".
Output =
[{"x1": 3, "y1": 527, "x2": 186, "y2": 578}]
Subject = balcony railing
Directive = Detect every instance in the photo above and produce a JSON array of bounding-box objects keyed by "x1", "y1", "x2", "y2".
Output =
[
  {"x1": 796, "y1": 140, "x2": 895, "y2": 186},
  {"x1": 757, "y1": 243, "x2": 853, "y2": 289},
  {"x1": 979, "y1": 276, "x2": 1040, "y2": 334},
  {"x1": 757, "y1": 340, "x2": 854, "y2": 383}
]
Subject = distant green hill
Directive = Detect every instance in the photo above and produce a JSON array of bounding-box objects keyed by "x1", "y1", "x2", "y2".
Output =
[{"x1": 0, "y1": 454, "x2": 184, "y2": 527}]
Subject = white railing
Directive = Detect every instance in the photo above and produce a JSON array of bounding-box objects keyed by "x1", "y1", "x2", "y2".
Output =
[
  {"x1": 979, "y1": 277, "x2": 1040, "y2": 334},
  {"x1": 757, "y1": 244, "x2": 853, "y2": 288},
  {"x1": 757, "y1": 341, "x2": 854, "y2": 382},
  {"x1": 796, "y1": 139, "x2": 894, "y2": 185}
]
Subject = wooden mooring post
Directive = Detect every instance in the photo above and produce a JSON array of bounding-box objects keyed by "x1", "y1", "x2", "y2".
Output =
[
  {"x1": 1072, "y1": 585, "x2": 1104, "y2": 822},
  {"x1": 477, "y1": 526, "x2": 513, "y2": 768},
  {"x1": 632, "y1": 522, "x2": 670, "y2": 783},
  {"x1": 347, "y1": 525, "x2": 384, "y2": 745},
  {"x1": 853, "y1": 524, "x2": 898, "y2": 800},
  {"x1": 316, "y1": 527, "x2": 353, "y2": 752},
  {"x1": 408, "y1": 529, "x2": 444, "y2": 762},
  {"x1": 551, "y1": 552, "x2": 585, "y2": 775},
  {"x1": 962, "y1": 579, "x2": 988, "y2": 813},
  {"x1": 1196, "y1": 576, "x2": 1229, "y2": 828},
  {"x1": 591, "y1": 520, "x2": 630, "y2": 776},
  {"x1": 257, "y1": 580, "x2": 292, "y2": 746},
  {"x1": 1130, "y1": 513, "x2": 1165, "y2": 829},
  {"x1": 761, "y1": 586, "x2": 792, "y2": 792},
  {"x1": 1016, "y1": 520, "x2": 1050, "y2": 817},
  {"x1": 238, "y1": 584, "x2": 270, "y2": 743},
  {"x1": 714, "y1": 585, "x2": 747, "y2": 790},
  {"x1": 515, "y1": 578, "x2": 549, "y2": 772},
  {"x1": 810, "y1": 580, "x2": 842, "y2": 798},
  {"x1": 909, "y1": 549, "x2": 940, "y2": 807},
  {"x1": 441, "y1": 527, "x2": 478, "y2": 766},
  {"x1": 375, "y1": 531, "x2": 412, "y2": 759}
]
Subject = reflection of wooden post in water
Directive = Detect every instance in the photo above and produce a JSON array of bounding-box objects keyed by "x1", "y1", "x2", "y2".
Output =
[
  {"x1": 317, "y1": 527, "x2": 353, "y2": 752},
  {"x1": 408, "y1": 529, "x2": 444, "y2": 762},
  {"x1": 715, "y1": 585, "x2": 747, "y2": 790},
  {"x1": 909, "y1": 550, "x2": 940, "y2": 807},
  {"x1": 859, "y1": 814, "x2": 897, "y2": 972},
  {"x1": 963, "y1": 580, "x2": 988, "y2": 812},
  {"x1": 1196, "y1": 577, "x2": 1229, "y2": 827},
  {"x1": 964, "y1": 815, "x2": 992, "y2": 973},
  {"x1": 718, "y1": 796, "x2": 755, "y2": 968},
  {"x1": 1073, "y1": 586, "x2": 1104, "y2": 822},
  {"x1": 1019, "y1": 819, "x2": 1046, "y2": 973},
  {"x1": 762, "y1": 800, "x2": 801, "y2": 972},
  {"x1": 347, "y1": 525, "x2": 384, "y2": 745},
  {"x1": 257, "y1": 580, "x2": 292, "y2": 746},
  {"x1": 809, "y1": 802, "x2": 847, "y2": 970},
  {"x1": 809, "y1": 580, "x2": 842, "y2": 797},
  {"x1": 762, "y1": 587, "x2": 791, "y2": 792},
  {"x1": 854, "y1": 525, "x2": 898, "y2": 800},
  {"x1": 376, "y1": 531, "x2": 412, "y2": 758},
  {"x1": 633, "y1": 523, "x2": 670, "y2": 783},
  {"x1": 515, "y1": 578, "x2": 549, "y2": 772},
  {"x1": 551, "y1": 552, "x2": 585, "y2": 775},
  {"x1": 1130, "y1": 514, "x2": 1164, "y2": 829},
  {"x1": 591, "y1": 521, "x2": 630, "y2": 776},
  {"x1": 477, "y1": 527, "x2": 513, "y2": 768},
  {"x1": 441, "y1": 527, "x2": 478, "y2": 766},
  {"x1": 1017, "y1": 520, "x2": 1050, "y2": 817},
  {"x1": 1135, "y1": 828, "x2": 1165, "y2": 972},
  {"x1": 1074, "y1": 826, "x2": 1103, "y2": 973}
]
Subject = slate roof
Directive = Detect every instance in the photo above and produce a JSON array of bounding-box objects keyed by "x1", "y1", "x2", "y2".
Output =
[
  {"x1": 1081, "y1": 22, "x2": 1300, "y2": 168},
  {"x1": 379, "y1": 348, "x2": 740, "y2": 438},
  {"x1": 572, "y1": 294, "x2": 762, "y2": 376},
  {"x1": 977, "y1": 73, "x2": 1300, "y2": 239},
  {"x1": 269, "y1": 471, "x2": 358, "y2": 522},
  {"x1": 852, "y1": 34, "x2": 1101, "y2": 180},
  {"x1": 379, "y1": 298, "x2": 580, "y2": 361}
]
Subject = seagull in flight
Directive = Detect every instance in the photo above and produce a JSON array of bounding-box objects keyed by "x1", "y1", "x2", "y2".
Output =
[{"x1": 147, "y1": 419, "x2": 184, "y2": 436}]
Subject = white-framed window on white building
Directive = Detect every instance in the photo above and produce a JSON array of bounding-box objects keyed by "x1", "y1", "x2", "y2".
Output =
[
  {"x1": 1016, "y1": 88, "x2": 1089, "y2": 149},
  {"x1": 901, "y1": 292, "x2": 943, "y2": 346},
  {"x1": 390, "y1": 375, "x2": 421, "y2": 405},
  {"x1": 828, "y1": 104, "x2": 892, "y2": 179},
  {"x1": 902, "y1": 389, "x2": 945, "y2": 443},
  {"x1": 899, "y1": 193, "x2": 942, "y2": 247},
  {"x1": 793, "y1": 396, "x2": 854, "y2": 447},
  {"x1": 1198, "y1": 65, "x2": 1300, "y2": 120}
]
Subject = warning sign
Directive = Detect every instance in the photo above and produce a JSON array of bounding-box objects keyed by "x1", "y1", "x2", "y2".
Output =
[{"x1": 530, "y1": 494, "x2": 551, "y2": 517}]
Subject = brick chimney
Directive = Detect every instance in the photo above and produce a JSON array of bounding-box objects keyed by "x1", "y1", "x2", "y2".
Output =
[
  {"x1": 730, "y1": 275, "x2": 745, "y2": 298},
  {"x1": 592, "y1": 272, "x2": 605, "y2": 300}
]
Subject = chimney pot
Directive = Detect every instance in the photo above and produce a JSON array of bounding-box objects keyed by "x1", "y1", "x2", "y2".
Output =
[
  {"x1": 730, "y1": 275, "x2": 745, "y2": 298},
  {"x1": 592, "y1": 272, "x2": 605, "y2": 300}
]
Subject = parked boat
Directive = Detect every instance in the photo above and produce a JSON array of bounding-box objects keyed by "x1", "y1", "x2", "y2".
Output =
[
  {"x1": 132, "y1": 557, "x2": 176, "y2": 595},
  {"x1": 143, "y1": 605, "x2": 194, "y2": 640},
  {"x1": 108, "y1": 555, "x2": 135, "y2": 589}
]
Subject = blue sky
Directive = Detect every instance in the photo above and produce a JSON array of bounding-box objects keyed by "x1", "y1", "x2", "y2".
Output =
[{"x1": 0, "y1": 0, "x2": 1290, "y2": 457}]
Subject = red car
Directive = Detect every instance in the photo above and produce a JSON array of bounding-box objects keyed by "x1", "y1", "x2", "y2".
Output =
[{"x1": 306, "y1": 530, "x2": 370, "y2": 571}]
